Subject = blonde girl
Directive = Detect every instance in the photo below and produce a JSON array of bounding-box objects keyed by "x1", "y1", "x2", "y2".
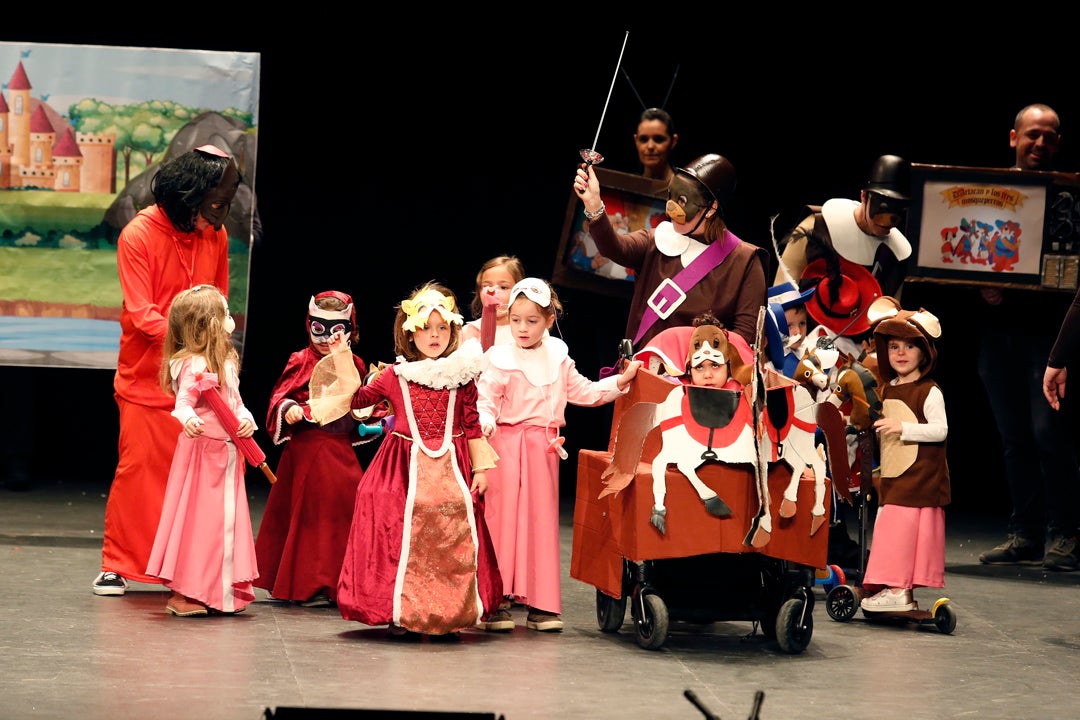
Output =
[
  {"x1": 461, "y1": 255, "x2": 527, "y2": 349},
  {"x1": 146, "y1": 284, "x2": 259, "y2": 617}
]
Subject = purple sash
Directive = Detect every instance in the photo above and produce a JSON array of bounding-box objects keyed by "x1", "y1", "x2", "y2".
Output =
[
  {"x1": 632, "y1": 229, "x2": 739, "y2": 346},
  {"x1": 599, "y1": 230, "x2": 739, "y2": 380}
]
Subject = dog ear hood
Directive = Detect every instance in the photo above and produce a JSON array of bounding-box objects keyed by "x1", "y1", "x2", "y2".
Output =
[{"x1": 870, "y1": 296, "x2": 941, "y2": 381}]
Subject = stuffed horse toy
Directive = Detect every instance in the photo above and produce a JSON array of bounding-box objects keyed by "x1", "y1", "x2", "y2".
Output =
[
  {"x1": 832, "y1": 354, "x2": 877, "y2": 431},
  {"x1": 793, "y1": 344, "x2": 880, "y2": 432},
  {"x1": 792, "y1": 341, "x2": 885, "y2": 503},
  {"x1": 793, "y1": 344, "x2": 835, "y2": 402}
]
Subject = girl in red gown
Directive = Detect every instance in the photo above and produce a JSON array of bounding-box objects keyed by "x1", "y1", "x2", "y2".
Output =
[{"x1": 320, "y1": 282, "x2": 502, "y2": 637}]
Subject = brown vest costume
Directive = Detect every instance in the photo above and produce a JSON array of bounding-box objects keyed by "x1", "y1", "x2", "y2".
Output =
[{"x1": 876, "y1": 377, "x2": 950, "y2": 508}]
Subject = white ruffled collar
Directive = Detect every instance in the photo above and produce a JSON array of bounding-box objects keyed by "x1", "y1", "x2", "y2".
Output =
[
  {"x1": 394, "y1": 337, "x2": 483, "y2": 389},
  {"x1": 487, "y1": 336, "x2": 568, "y2": 386}
]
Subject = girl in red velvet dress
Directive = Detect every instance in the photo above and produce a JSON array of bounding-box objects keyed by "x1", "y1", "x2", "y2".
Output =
[
  {"x1": 320, "y1": 282, "x2": 502, "y2": 637},
  {"x1": 255, "y1": 290, "x2": 384, "y2": 608}
]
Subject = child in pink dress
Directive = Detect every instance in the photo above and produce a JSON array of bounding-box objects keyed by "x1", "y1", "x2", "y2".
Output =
[
  {"x1": 476, "y1": 278, "x2": 640, "y2": 632},
  {"x1": 859, "y1": 298, "x2": 950, "y2": 612},
  {"x1": 146, "y1": 284, "x2": 259, "y2": 617}
]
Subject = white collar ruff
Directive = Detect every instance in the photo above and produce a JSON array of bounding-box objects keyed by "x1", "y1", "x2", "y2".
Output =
[
  {"x1": 487, "y1": 336, "x2": 568, "y2": 386},
  {"x1": 654, "y1": 220, "x2": 707, "y2": 264},
  {"x1": 394, "y1": 337, "x2": 483, "y2": 389},
  {"x1": 821, "y1": 198, "x2": 912, "y2": 264}
]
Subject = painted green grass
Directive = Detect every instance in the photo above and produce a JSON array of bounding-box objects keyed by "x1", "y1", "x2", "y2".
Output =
[
  {"x1": 0, "y1": 191, "x2": 114, "y2": 232},
  {"x1": 0, "y1": 246, "x2": 250, "y2": 311}
]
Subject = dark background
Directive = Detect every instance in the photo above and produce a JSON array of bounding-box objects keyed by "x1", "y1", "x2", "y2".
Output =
[{"x1": 11, "y1": 20, "x2": 1080, "y2": 518}]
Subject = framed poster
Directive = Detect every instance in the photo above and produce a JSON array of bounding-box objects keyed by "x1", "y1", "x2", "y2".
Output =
[
  {"x1": 905, "y1": 163, "x2": 1080, "y2": 292},
  {"x1": 553, "y1": 166, "x2": 668, "y2": 300}
]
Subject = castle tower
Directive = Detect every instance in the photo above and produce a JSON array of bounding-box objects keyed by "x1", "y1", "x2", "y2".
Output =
[
  {"x1": 20, "y1": 104, "x2": 56, "y2": 189},
  {"x1": 76, "y1": 131, "x2": 116, "y2": 194},
  {"x1": 52, "y1": 127, "x2": 83, "y2": 192},
  {"x1": 0, "y1": 93, "x2": 10, "y2": 189},
  {"x1": 7, "y1": 61, "x2": 31, "y2": 167}
]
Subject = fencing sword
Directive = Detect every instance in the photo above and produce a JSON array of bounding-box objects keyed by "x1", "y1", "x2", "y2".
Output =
[
  {"x1": 815, "y1": 310, "x2": 868, "y2": 351},
  {"x1": 579, "y1": 30, "x2": 629, "y2": 167}
]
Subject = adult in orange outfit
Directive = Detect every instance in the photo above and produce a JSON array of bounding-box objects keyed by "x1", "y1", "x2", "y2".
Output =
[{"x1": 92, "y1": 145, "x2": 241, "y2": 596}]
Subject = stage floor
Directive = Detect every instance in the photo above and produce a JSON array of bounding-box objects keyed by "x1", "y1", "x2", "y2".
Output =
[{"x1": 2, "y1": 472, "x2": 1077, "y2": 720}]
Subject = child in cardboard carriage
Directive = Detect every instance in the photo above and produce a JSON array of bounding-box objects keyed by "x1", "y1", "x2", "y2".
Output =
[{"x1": 569, "y1": 313, "x2": 850, "y2": 653}]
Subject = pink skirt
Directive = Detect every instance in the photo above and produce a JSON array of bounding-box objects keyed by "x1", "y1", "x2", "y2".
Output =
[
  {"x1": 863, "y1": 504, "x2": 946, "y2": 590},
  {"x1": 485, "y1": 423, "x2": 562, "y2": 613},
  {"x1": 146, "y1": 433, "x2": 257, "y2": 613}
]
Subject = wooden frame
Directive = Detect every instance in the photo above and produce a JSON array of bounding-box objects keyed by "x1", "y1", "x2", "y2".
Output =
[
  {"x1": 905, "y1": 163, "x2": 1080, "y2": 292},
  {"x1": 553, "y1": 167, "x2": 668, "y2": 300}
]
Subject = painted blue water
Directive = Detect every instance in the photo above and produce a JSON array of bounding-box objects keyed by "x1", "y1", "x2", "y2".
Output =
[{"x1": 0, "y1": 316, "x2": 121, "y2": 351}]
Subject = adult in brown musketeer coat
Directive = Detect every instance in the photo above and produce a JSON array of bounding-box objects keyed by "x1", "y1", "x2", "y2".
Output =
[{"x1": 573, "y1": 153, "x2": 767, "y2": 349}]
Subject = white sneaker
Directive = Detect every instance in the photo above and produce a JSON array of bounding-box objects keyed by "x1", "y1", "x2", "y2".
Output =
[{"x1": 860, "y1": 587, "x2": 914, "y2": 612}]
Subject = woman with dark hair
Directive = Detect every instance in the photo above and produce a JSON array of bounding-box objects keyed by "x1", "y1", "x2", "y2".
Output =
[{"x1": 634, "y1": 107, "x2": 679, "y2": 183}]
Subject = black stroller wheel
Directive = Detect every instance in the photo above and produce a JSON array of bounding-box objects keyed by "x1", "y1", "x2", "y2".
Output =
[
  {"x1": 634, "y1": 594, "x2": 669, "y2": 650},
  {"x1": 596, "y1": 589, "x2": 626, "y2": 633},
  {"x1": 776, "y1": 597, "x2": 813, "y2": 654}
]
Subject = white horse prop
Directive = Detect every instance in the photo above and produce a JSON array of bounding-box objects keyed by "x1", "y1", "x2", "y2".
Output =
[
  {"x1": 599, "y1": 324, "x2": 757, "y2": 535},
  {"x1": 754, "y1": 370, "x2": 848, "y2": 544}
]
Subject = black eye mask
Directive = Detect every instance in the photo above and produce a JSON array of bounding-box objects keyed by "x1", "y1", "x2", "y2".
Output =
[
  {"x1": 868, "y1": 192, "x2": 907, "y2": 229},
  {"x1": 309, "y1": 316, "x2": 354, "y2": 343}
]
